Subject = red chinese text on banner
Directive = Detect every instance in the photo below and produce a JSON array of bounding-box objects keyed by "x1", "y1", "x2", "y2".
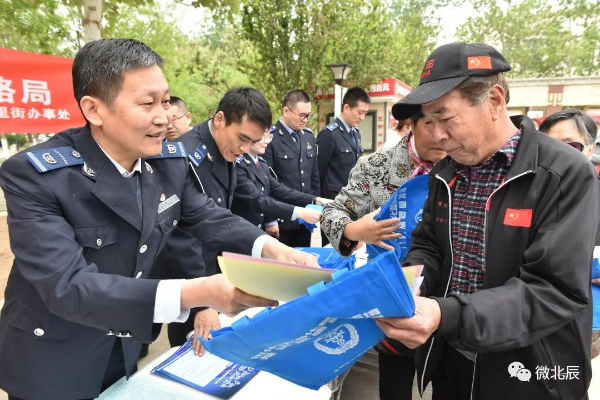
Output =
[{"x1": 0, "y1": 47, "x2": 85, "y2": 134}]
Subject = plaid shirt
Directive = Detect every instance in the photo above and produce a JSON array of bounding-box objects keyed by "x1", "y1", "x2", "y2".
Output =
[{"x1": 448, "y1": 131, "x2": 521, "y2": 295}]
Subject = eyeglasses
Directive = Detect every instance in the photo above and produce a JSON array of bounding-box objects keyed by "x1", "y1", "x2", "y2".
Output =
[
  {"x1": 262, "y1": 132, "x2": 274, "y2": 143},
  {"x1": 566, "y1": 142, "x2": 585, "y2": 152},
  {"x1": 172, "y1": 113, "x2": 187, "y2": 121},
  {"x1": 286, "y1": 107, "x2": 313, "y2": 122}
]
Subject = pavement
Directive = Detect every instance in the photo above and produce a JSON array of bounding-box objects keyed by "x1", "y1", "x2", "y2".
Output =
[{"x1": 0, "y1": 190, "x2": 598, "y2": 399}]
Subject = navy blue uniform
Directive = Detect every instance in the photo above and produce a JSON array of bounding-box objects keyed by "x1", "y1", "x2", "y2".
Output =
[
  {"x1": 152, "y1": 119, "x2": 239, "y2": 346},
  {"x1": 262, "y1": 120, "x2": 319, "y2": 247},
  {"x1": 0, "y1": 126, "x2": 264, "y2": 400},
  {"x1": 317, "y1": 117, "x2": 363, "y2": 199},
  {"x1": 232, "y1": 154, "x2": 315, "y2": 229}
]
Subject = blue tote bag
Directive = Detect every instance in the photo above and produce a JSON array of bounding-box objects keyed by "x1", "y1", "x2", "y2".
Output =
[
  {"x1": 202, "y1": 251, "x2": 416, "y2": 390},
  {"x1": 366, "y1": 174, "x2": 429, "y2": 260}
]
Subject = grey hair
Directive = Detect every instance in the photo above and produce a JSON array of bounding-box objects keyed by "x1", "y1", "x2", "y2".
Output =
[{"x1": 455, "y1": 73, "x2": 510, "y2": 106}]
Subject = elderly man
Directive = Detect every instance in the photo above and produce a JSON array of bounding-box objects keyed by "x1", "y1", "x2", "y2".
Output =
[
  {"x1": 376, "y1": 42, "x2": 599, "y2": 400},
  {"x1": 0, "y1": 39, "x2": 315, "y2": 400}
]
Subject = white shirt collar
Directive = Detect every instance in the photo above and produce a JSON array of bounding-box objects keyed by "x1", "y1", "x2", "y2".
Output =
[
  {"x1": 96, "y1": 144, "x2": 143, "y2": 178},
  {"x1": 247, "y1": 153, "x2": 259, "y2": 164}
]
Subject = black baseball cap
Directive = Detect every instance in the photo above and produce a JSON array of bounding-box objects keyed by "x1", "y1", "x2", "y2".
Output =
[{"x1": 392, "y1": 42, "x2": 511, "y2": 120}]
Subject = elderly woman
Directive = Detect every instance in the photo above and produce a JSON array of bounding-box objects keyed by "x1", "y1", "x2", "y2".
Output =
[
  {"x1": 321, "y1": 111, "x2": 446, "y2": 400},
  {"x1": 540, "y1": 108, "x2": 600, "y2": 359}
]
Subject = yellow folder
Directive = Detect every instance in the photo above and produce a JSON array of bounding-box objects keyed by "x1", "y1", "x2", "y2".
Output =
[{"x1": 218, "y1": 252, "x2": 336, "y2": 302}]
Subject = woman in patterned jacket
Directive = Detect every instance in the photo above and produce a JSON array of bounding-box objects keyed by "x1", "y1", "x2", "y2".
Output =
[{"x1": 321, "y1": 110, "x2": 446, "y2": 400}]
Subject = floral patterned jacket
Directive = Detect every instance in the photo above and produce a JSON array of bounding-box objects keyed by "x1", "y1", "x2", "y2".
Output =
[{"x1": 321, "y1": 141, "x2": 413, "y2": 256}]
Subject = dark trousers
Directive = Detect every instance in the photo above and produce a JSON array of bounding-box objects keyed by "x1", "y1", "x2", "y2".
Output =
[
  {"x1": 432, "y1": 345, "x2": 479, "y2": 400},
  {"x1": 379, "y1": 353, "x2": 416, "y2": 400},
  {"x1": 279, "y1": 227, "x2": 312, "y2": 248},
  {"x1": 9, "y1": 338, "x2": 130, "y2": 400}
]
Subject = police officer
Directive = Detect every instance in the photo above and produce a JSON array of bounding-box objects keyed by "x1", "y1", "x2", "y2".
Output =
[
  {"x1": 233, "y1": 129, "x2": 328, "y2": 237},
  {"x1": 317, "y1": 87, "x2": 371, "y2": 199},
  {"x1": 262, "y1": 89, "x2": 322, "y2": 247},
  {"x1": 0, "y1": 39, "x2": 316, "y2": 400},
  {"x1": 153, "y1": 87, "x2": 276, "y2": 355},
  {"x1": 165, "y1": 96, "x2": 192, "y2": 141}
]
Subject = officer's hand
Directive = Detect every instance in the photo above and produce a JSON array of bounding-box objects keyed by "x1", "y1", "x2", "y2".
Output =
[
  {"x1": 375, "y1": 297, "x2": 441, "y2": 349},
  {"x1": 181, "y1": 275, "x2": 278, "y2": 317},
  {"x1": 592, "y1": 278, "x2": 600, "y2": 286},
  {"x1": 315, "y1": 197, "x2": 333, "y2": 206},
  {"x1": 297, "y1": 207, "x2": 321, "y2": 224},
  {"x1": 262, "y1": 238, "x2": 320, "y2": 268},
  {"x1": 193, "y1": 308, "x2": 220, "y2": 356},
  {"x1": 343, "y1": 209, "x2": 401, "y2": 250},
  {"x1": 265, "y1": 223, "x2": 279, "y2": 239}
]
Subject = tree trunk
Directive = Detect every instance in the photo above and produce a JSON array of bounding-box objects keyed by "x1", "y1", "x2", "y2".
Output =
[{"x1": 82, "y1": 0, "x2": 103, "y2": 42}]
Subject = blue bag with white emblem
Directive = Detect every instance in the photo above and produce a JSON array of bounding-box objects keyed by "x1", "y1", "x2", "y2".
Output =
[
  {"x1": 366, "y1": 174, "x2": 429, "y2": 261},
  {"x1": 201, "y1": 251, "x2": 419, "y2": 390}
]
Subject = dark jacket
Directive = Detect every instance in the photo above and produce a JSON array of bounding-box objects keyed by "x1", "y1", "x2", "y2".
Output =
[
  {"x1": 153, "y1": 119, "x2": 237, "y2": 280},
  {"x1": 232, "y1": 154, "x2": 315, "y2": 228},
  {"x1": 0, "y1": 126, "x2": 264, "y2": 400},
  {"x1": 317, "y1": 117, "x2": 363, "y2": 198},
  {"x1": 405, "y1": 116, "x2": 599, "y2": 399},
  {"x1": 262, "y1": 120, "x2": 319, "y2": 230}
]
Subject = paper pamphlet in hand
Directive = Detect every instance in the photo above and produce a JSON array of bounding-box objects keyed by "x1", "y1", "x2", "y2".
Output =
[
  {"x1": 204, "y1": 251, "x2": 422, "y2": 390},
  {"x1": 151, "y1": 338, "x2": 258, "y2": 399},
  {"x1": 218, "y1": 252, "x2": 336, "y2": 302}
]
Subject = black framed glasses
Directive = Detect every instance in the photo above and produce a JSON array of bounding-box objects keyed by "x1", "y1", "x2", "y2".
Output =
[
  {"x1": 566, "y1": 142, "x2": 585, "y2": 152},
  {"x1": 172, "y1": 113, "x2": 186, "y2": 121},
  {"x1": 286, "y1": 107, "x2": 313, "y2": 122}
]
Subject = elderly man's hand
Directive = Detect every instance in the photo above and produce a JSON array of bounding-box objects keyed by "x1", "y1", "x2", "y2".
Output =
[
  {"x1": 192, "y1": 308, "x2": 220, "y2": 356},
  {"x1": 343, "y1": 209, "x2": 401, "y2": 250},
  {"x1": 375, "y1": 297, "x2": 442, "y2": 349}
]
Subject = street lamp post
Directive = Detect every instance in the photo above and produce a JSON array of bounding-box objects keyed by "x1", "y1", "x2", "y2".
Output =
[{"x1": 327, "y1": 63, "x2": 353, "y2": 117}]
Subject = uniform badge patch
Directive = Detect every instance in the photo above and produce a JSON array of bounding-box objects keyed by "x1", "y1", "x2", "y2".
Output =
[
  {"x1": 158, "y1": 194, "x2": 180, "y2": 214},
  {"x1": 25, "y1": 146, "x2": 85, "y2": 173},
  {"x1": 145, "y1": 141, "x2": 187, "y2": 160},
  {"x1": 188, "y1": 142, "x2": 208, "y2": 167}
]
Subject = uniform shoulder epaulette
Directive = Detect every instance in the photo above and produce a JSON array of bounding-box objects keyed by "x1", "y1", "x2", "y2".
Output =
[
  {"x1": 270, "y1": 125, "x2": 277, "y2": 132},
  {"x1": 326, "y1": 122, "x2": 339, "y2": 131},
  {"x1": 25, "y1": 146, "x2": 84, "y2": 173},
  {"x1": 302, "y1": 127, "x2": 314, "y2": 134},
  {"x1": 145, "y1": 142, "x2": 187, "y2": 160},
  {"x1": 257, "y1": 156, "x2": 267, "y2": 163},
  {"x1": 235, "y1": 155, "x2": 246, "y2": 164},
  {"x1": 188, "y1": 141, "x2": 209, "y2": 167}
]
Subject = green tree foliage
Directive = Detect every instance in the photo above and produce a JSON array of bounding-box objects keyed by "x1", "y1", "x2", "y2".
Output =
[
  {"x1": 104, "y1": 4, "x2": 249, "y2": 121},
  {"x1": 0, "y1": 0, "x2": 76, "y2": 55},
  {"x1": 237, "y1": 0, "x2": 440, "y2": 106},
  {"x1": 456, "y1": 0, "x2": 600, "y2": 77}
]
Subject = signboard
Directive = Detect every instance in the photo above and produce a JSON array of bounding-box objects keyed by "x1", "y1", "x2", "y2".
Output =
[
  {"x1": 314, "y1": 78, "x2": 412, "y2": 100},
  {"x1": 0, "y1": 47, "x2": 85, "y2": 133}
]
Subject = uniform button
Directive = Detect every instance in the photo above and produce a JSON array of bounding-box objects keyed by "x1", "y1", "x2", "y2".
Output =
[
  {"x1": 107, "y1": 330, "x2": 116, "y2": 336},
  {"x1": 260, "y1": 213, "x2": 264, "y2": 217},
  {"x1": 135, "y1": 271, "x2": 142, "y2": 279},
  {"x1": 300, "y1": 159, "x2": 303, "y2": 163},
  {"x1": 217, "y1": 198, "x2": 222, "y2": 203},
  {"x1": 258, "y1": 224, "x2": 262, "y2": 228},
  {"x1": 172, "y1": 220, "x2": 178, "y2": 226},
  {"x1": 96, "y1": 238, "x2": 102, "y2": 247},
  {"x1": 284, "y1": 155, "x2": 288, "y2": 159},
  {"x1": 301, "y1": 170, "x2": 304, "y2": 174},
  {"x1": 261, "y1": 187, "x2": 264, "y2": 191},
  {"x1": 302, "y1": 183, "x2": 305, "y2": 186},
  {"x1": 139, "y1": 244, "x2": 148, "y2": 253},
  {"x1": 34, "y1": 328, "x2": 44, "y2": 337},
  {"x1": 346, "y1": 149, "x2": 349, "y2": 153}
]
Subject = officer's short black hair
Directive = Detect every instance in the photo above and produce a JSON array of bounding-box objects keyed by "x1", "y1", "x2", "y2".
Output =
[
  {"x1": 216, "y1": 87, "x2": 272, "y2": 130},
  {"x1": 342, "y1": 87, "x2": 371, "y2": 108},
  {"x1": 539, "y1": 108, "x2": 597, "y2": 146},
  {"x1": 170, "y1": 96, "x2": 188, "y2": 113},
  {"x1": 72, "y1": 38, "x2": 164, "y2": 109},
  {"x1": 281, "y1": 89, "x2": 311, "y2": 110}
]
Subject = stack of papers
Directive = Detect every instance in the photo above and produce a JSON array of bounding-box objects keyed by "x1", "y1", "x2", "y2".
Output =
[{"x1": 218, "y1": 252, "x2": 336, "y2": 302}]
